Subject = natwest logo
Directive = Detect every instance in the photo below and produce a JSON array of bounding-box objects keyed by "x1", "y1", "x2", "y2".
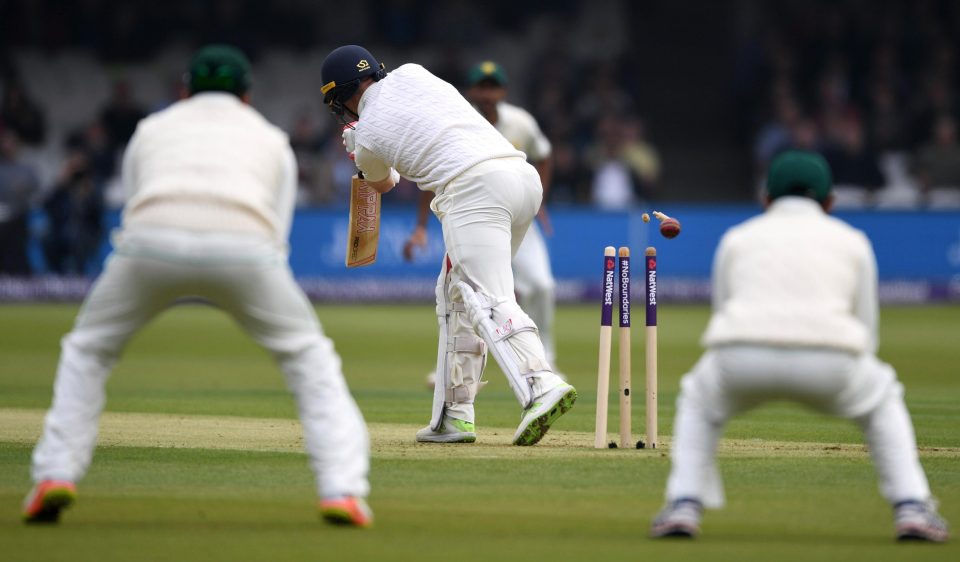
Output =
[
  {"x1": 648, "y1": 269, "x2": 657, "y2": 305},
  {"x1": 603, "y1": 269, "x2": 615, "y2": 305}
]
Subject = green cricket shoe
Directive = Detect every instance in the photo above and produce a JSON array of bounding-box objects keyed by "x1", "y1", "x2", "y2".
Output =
[
  {"x1": 512, "y1": 383, "x2": 578, "y2": 446},
  {"x1": 415, "y1": 417, "x2": 477, "y2": 443}
]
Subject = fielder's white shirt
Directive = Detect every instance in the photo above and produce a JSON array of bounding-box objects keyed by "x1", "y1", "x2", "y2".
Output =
[
  {"x1": 702, "y1": 196, "x2": 878, "y2": 354},
  {"x1": 121, "y1": 92, "x2": 297, "y2": 244},
  {"x1": 353, "y1": 64, "x2": 524, "y2": 192},
  {"x1": 493, "y1": 102, "x2": 552, "y2": 162}
]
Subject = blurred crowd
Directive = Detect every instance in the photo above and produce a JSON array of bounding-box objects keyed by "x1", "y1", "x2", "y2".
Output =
[
  {"x1": 2, "y1": 0, "x2": 960, "y2": 277},
  {"x1": 737, "y1": 0, "x2": 960, "y2": 208}
]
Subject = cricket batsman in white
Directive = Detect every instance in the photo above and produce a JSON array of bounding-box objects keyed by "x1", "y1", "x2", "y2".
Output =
[
  {"x1": 405, "y1": 61, "x2": 562, "y2": 376},
  {"x1": 650, "y1": 151, "x2": 948, "y2": 542},
  {"x1": 22, "y1": 45, "x2": 373, "y2": 527},
  {"x1": 320, "y1": 45, "x2": 576, "y2": 446}
]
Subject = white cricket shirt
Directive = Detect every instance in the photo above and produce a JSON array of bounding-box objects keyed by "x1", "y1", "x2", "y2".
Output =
[
  {"x1": 353, "y1": 64, "x2": 523, "y2": 192},
  {"x1": 121, "y1": 92, "x2": 297, "y2": 243},
  {"x1": 702, "y1": 196, "x2": 879, "y2": 354}
]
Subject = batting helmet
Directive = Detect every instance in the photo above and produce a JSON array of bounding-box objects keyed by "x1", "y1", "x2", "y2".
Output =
[
  {"x1": 186, "y1": 44, "x2": 251, "y2": 96},
  {"x1": 320, "y1": 45, "x2": 386, "y2": 118}
]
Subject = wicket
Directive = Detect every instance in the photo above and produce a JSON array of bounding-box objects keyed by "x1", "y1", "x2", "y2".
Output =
[{"x1": 595, "y1": 245, "x2": 658, "y2": 449}]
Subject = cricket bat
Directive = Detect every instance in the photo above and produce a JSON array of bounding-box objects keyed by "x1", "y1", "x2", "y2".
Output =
[{"x1": 345, "y1": 173, "x2": 381, "y2": 268}]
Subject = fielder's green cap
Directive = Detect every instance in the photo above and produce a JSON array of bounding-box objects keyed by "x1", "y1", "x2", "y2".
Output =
[
  {"x1": 466, "y1": 61, "x2": 507, "y2": 87},
  {"x1": 187, "y1": 44, "x2": 251, "y2": 96},
  {"x1": 766, "y1": 150, "x2": 833, "y2": 202}
]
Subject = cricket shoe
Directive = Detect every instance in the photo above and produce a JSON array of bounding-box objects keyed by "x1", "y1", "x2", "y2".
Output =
[
  {"x1": 415, "y1": 416, "x2": 477, "y2": 443},
  {"x1": 894, "y1": 499, "x2": 949, "y2": 543},
  {"x1": 319, "y1": 496, "x2": 374, "y2": 528},
  {"x1": 650, "y1": 498, "x2": 703, "y2": 538},
  {"x1": 23, "y1": 480, "x2": 77, "y2": 524},
  {"x1": 512, "y1": 383, "x2": 577, "y2": 446}
]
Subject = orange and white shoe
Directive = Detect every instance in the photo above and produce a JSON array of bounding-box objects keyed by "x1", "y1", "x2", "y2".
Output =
[
  {"x1": 23, "y1": 480, "x2": 77, "y2": 524},
  {"x1": 319, "y1": 496, "x2": 374, "y2": 528}
]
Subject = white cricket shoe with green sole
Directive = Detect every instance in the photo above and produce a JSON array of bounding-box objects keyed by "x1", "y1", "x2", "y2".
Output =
[
  {"x1": 512, "y1": 383, "x2": 577, "y2": 446},
  {"x1": 415, "y1": 416, "x2": 477, "y2": 443}
]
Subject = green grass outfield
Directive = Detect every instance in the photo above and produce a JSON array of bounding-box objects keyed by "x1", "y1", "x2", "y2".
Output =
[{"x1": 1, "y1": 303, "x2": 958, "y2": 562}]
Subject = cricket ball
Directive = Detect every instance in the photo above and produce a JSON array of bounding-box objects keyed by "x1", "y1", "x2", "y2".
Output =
[{"x1": 659, "y1": 217, "x2": 681, "y2": 239}]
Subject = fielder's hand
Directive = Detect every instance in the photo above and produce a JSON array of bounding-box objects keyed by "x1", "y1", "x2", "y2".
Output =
[{"x1": 403, "y1": 225, "x2": 427, "y2": 262}]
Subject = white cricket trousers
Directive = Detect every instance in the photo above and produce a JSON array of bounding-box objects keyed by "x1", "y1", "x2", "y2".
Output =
[
  {"x1": 30, "y1": 227, "x2": 370, "y2": 499},
  {"x1": 430, "y1": 157, "x2": 564, "y2": 419},
  {"x1": 512, "y1": 222, "x2": 558, "y2": 367},
  {"x1": 666, "y1": 345, "x2": 932, "y2": 508}
]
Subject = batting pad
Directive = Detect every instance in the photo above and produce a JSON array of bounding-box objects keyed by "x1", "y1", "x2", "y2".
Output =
[{"x1": 455, "y1": 281, "x2": 550, "y2": 409}]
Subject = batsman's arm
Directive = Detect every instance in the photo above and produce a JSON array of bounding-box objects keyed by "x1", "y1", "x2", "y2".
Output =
[
  {"x1": 354, "y1": 145, "x2": 398, "y2": 194},
  {"x1": 403, "y1": 190, "x2": 434, "y2": 262}
]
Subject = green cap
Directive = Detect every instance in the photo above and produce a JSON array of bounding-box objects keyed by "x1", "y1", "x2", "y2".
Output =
[
  {"x1": 766, "y1": 150, "x2": 833, "y2": 202},
  {"x1": 466, "y1": 61, "x2": 507, "y2": 87},
  {"x1": 188, "y1": 44, "x2": 251, "y2": 96}
]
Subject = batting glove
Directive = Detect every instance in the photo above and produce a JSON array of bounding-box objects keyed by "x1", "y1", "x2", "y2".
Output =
[{"x1": 342, "y1": 122, "x2": 357, "y2": 154}]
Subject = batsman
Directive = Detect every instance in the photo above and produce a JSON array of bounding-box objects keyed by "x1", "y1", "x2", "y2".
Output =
[{"x1": 321, "y1": 45, "x2": 577, "y2": 445}]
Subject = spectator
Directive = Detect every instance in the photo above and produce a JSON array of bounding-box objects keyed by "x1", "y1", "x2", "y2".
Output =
[
  {"x1": 289, "y1": 111, "x2": 329, "y2": 206},
  {"x1": 620, "y1": 116, "x2": 661, "y2": 194},
  {"x1": 0, "y1": 130, "x2": 39, "y2": 275},
  {"x1": 66, "y1": 119, "x2": 116, "y2": 186},
  {"x1": 788, "y1": 117, "x2": 822, "y2": 153},
  {"x1": 868, "y1": 82, "x2": 908, "y2": 153},
  {"x1": 907, "y1": 77, "x2": 957, "y2": 148},
  {"x1": 755, "y1": 95, "x2": 802, "y2": 167},
  {"x1": 42, "y1": 152, "x2": 104, "y2": 275},
  {"x1": 0, "y1": 79, "x2": 46, "y2": 146},
  {"x1": 915, "y1": 114, "x2": 960, "y2": 192},
  {"x1": 99, "y1": 80, "x2": 146, "y2": 151},
  {"x1": 587, "y1": 115, "x2": 656, "y2": 209},
  {"x1": 823, "y1": 115, "x2": 884, "y2": 192},
  {"x1": 549, "y1": 140, "x2": 589, "y2": 204}
]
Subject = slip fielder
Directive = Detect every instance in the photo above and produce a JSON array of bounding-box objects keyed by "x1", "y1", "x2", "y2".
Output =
[
  {"x1": 22, "y1": 45, "x2": 372, "y2": 527},
  {"x1": 320, "y1": 45, "x2": 576, "y2": 446},
  {"x1": 650, "y1": 151, "x2": 948, "y2": 542}
]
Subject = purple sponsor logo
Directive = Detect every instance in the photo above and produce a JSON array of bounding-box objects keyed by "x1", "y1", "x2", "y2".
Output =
[
  {"x1": 647, "y1": 269, "x2": 657, "y2": 306},
  {"x1": 601, "y1": 256, "x2": 615, "y2": 326},
  {"x1": 604, "y1": 269, "x2": 615, "y2": 306},
  {"x1": 646, "y1": 256, "x2": 657, "y2": 326},
  {"x1": 619, "y1": 256, "x2": 630, "y2": 327}
]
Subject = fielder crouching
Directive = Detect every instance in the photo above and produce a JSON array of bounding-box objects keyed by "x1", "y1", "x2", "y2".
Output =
[
  {"x1": 320, "y1": 45, "x2": 576, "y2": 446},
  {"x1": 23, "y1": 45, "x2": 372, "y2": 527},
  {"x1": 650, "y1": 151, "x2": 948, "y2": 542}
]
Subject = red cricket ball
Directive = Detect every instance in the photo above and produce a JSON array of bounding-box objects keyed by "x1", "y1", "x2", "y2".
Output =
[{"x1": 659, "y1": 217, "x2": 681, "y2": 239}]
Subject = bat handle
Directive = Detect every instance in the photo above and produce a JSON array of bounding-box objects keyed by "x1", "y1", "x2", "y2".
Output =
[{"x1": 357, "y1": 171, "x2": 365, "y2": 180}]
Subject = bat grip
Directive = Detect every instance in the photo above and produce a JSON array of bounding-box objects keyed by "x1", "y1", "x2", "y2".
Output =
[{"x1": 357, "y1": 171, "x2": 364, "y2": 180}]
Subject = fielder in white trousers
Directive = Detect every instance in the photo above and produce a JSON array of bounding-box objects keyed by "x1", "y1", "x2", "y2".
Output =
[
  {"x1": 651, "y1": 150, "x2": 947, "y2": 542},
  {"x1": 26, "y1": 46, "x2": 371, "y2": 526},
  {"x1": 30, "y1": 227, "x2": 370, "y2": 500},
  {"x1": 667, "y1": 347, "x2": 930, "y2": 509}
]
